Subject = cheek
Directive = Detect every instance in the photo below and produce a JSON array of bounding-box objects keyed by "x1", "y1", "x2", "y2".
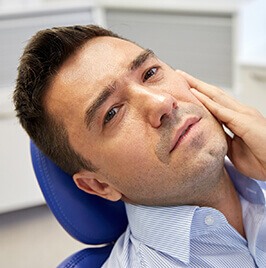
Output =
[
  {"x1": 164, "y1": 69, "x2": 199, "y2": 103},
  {"x1": 170, "y1": 76, "x2": 204, "y2": 107},
  {"x1": 182, "y1": 87, "x2": 208, "y2": 109},
  {"x1": 98, "y1": 129, "x2": 156, "y2": 177}
]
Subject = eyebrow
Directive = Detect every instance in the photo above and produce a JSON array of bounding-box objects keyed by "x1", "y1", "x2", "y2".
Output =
[
  {"x1": 84, "y1": 48, "x2": 155, "y2": 129},
  {"x1": 129, "y1": 49, "x2": 155, "y2": 71}
]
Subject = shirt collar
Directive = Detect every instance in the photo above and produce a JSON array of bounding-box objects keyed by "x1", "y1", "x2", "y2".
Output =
[
  {"x1": 125, "y1": 203, "x2": 198, "y2": 264},
  {"x1": 224, "y1": 160, "x2": 265, "y2": 205},
  {"x1": 125, "y1": 160, "x2": 265, "y2": 264}
]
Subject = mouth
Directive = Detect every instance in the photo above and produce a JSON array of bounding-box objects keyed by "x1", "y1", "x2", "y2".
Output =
[{"x1": 170, "y1": 117, "x2": 201, "y2": 153}]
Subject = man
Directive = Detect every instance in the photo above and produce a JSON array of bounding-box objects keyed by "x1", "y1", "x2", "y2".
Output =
[{"x1": 13, "y1": 25, "x2": 266, "y2": 267}]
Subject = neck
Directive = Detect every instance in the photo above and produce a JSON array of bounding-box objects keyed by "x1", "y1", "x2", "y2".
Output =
[{"x1": 209, "y1": 168, "x2": 246, "y2": 238}]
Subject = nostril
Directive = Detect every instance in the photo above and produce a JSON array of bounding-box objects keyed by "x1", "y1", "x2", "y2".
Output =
[
  {"x1": 172, "y1": 98, "x2": 178, "y2": 110},
  {"x1": 159, "y1": 97, "x2": 177, "y2": 124},
  {"x1": 160, "y1": 113, "x2": 171, "y2": 124},
  {"x1": 160, "y1": 114, "x2": 166, "y2": 123}
]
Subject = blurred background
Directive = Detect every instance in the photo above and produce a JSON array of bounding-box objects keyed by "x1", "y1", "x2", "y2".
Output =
[{"x1": 0, "y1": 0, "x2": 265, "y2": 267}]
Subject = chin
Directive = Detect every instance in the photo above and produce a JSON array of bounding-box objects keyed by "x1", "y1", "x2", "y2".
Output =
[{"x1": 200, "y1": 142, "x2": 227, "y2": 182}]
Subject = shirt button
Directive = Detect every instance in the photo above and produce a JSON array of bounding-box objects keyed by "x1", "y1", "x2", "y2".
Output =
[{"x1": 205, "y1": 215, "x2": 214, "y2": 226}]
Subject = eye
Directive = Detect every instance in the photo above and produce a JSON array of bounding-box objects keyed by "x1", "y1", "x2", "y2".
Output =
[
  {"x1": 143, "y1": 67, "x2": 158, "y2": 82},
  {"x1": 104, "y1": 107, "x2": 119, "y2": 125}
]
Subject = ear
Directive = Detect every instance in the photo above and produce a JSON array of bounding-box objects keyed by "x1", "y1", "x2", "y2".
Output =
[{"x1": 73, "y1": 170, "x2": 122, "y2": 202}]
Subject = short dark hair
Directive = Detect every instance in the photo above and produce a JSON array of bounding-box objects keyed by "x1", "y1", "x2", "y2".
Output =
[{"x1": 13, "y1": 25, "x2": 124, "y2": 175}]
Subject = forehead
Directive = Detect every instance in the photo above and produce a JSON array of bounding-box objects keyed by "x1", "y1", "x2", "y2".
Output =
[{"x1": 57, "y1": 36, "x2": 144, "y2": 88}]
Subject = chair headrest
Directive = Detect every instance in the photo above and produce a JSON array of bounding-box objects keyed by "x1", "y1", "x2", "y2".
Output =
[{"x1": 30, "y1": 141, "x2": 128, "y2": 245}]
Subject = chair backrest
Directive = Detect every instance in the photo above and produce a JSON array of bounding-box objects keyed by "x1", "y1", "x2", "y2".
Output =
[{"x1": 30, "y1": 141, "x2": 128, "y2": 267}]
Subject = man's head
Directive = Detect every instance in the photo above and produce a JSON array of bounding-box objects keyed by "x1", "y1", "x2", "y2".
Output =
[
  {"x1": 14, "y1": 25, "x2": 227, "y2": 206},
  {"x1": 14, "y1": 25, "x2": 121, "y2": 175}
]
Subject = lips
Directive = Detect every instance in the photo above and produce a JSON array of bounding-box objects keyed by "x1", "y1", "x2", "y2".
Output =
[{"x1": 170, "y1": 117, "x2": 201, "y2": 152}]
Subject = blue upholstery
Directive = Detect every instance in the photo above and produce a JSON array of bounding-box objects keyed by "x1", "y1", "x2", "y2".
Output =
[
  {"x1": 30, "y1": 141, "x2": 128, "y2": 267},
  {"x1": 57, "y1": 246, "x2": 114, "y2": 268}
]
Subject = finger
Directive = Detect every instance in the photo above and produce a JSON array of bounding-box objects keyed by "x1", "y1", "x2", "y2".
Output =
[
  {"x1": 190, "y1": 88, "x2": 234, "y2": 122},
  {"x1": 190, "y1": 88, "x2": 254, "y2": 138},
  {"x1": 227, "y1": 136, "x2": 266, "y2": 180},
  {"x1": 178, "y1": 71, "x2": 247, "y2": 113},
  {"x1": 190, "y1": 88, "x2": 231, "y2": 126},
  {"x1": 192, "y1": 88, "x2": 266, "y2": 160},
  {"x1": 177, "y1": 70, "x2": 220, "y2": 95},
  {"x1": 178, "y1": 70, "x2": 225, "y2": 98},
  {"x1": 225, "y1": 133, "x2": 233, "y2": 160}
]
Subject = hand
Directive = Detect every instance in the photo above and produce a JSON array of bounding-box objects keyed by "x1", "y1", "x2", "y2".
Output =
[{"x1": 179, "y1": 71, "x2": 266, "y2": 180}]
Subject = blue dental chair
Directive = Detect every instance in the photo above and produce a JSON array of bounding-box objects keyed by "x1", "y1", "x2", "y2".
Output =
[{"x1": 30, "y1": 141, "x2": 128, "y2": 267}]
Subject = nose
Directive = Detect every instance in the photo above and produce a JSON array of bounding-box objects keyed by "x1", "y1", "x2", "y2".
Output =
[{"x1": 133, "y1": 86, "x2": 178, "y2": 128}]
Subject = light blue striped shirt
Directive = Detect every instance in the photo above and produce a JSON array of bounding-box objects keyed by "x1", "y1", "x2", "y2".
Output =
[{"x1": 102, "y1": 162, "x2": 266, "y2": 267}]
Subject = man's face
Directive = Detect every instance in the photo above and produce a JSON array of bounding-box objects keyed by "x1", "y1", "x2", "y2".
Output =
[{"x1": 46, "y1": 36, "x2": 227, "y2": 206}]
